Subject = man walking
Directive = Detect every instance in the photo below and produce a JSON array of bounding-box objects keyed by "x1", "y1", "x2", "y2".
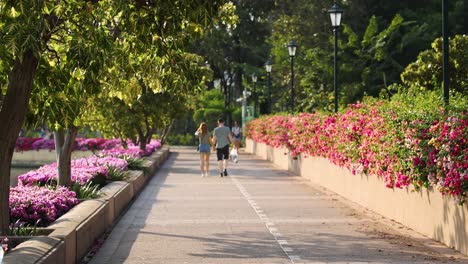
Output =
[{"x1": 212, "y1": 118, "x2": 233, "y2": 177}]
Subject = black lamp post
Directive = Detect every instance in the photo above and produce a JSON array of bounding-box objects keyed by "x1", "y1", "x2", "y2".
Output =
[
  {"x1": 265, "y1": 59, "x2": 272, "y2": 114},
  {"x1": 442, "y1": 0, "x2": 449, "y2": 105},
  {"x1": 287, "y1": 40, "x2": 297, "y2": 114},
  {"x1": 328, "y1": 2, "x2": 343, "y2": 113},
  {"x1": 252, "y1": 73, "x2": 258, "y2": 116}
]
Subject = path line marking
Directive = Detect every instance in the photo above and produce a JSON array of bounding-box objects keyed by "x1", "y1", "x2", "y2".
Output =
[{"x1": 231, "y1": 177, "x2": 301, "y2": 264}]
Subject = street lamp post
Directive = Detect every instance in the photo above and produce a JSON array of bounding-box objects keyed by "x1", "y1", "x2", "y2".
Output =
[
  {"x1": 265, "y1": 59, "x2": 272, "y2": 114},
  {"x1": 252, "y1": 73, "x2": 258, "y2": 116},
  {"x1": 328, "y1": 2, "x2": 343, "y2": 113},
  {"x1": 287, "y1": 40, "x2": 297, "y2": 114},
  {"x1": 442, "y1": 0, "x2": 449, "y2": 105},
  {"x1": 237, "y1": 90, "x2": 251, "y2": 141}
]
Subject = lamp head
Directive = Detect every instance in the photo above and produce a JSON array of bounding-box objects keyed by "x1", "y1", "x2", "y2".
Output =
[
  {"x1": 328, "y1": 2, "x2": 343, "y2": 28},
  {"x1": 252, "y1": 73, "x2": 258, "y2": 83},
  {"x1": 288, "y1": 40, "x2": 297, "y2": 57},
  {"x1": 265, "y1": 59, "x2": 272, "y2": 73}
]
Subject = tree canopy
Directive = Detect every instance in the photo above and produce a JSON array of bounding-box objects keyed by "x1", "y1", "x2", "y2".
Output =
[
  {"x1": 193, "y1": 0, "x2": 467, "y2": 114},
  {"x1": 0, "y1": 0, "x2": 234, "y2": 235}
]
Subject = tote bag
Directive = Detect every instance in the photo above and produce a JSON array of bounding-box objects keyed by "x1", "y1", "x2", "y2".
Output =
[{"x1": 230, "y1": 148, "x2": 238, "y2": 163}]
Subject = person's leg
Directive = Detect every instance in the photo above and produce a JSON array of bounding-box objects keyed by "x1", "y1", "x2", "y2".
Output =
[
  {"x1": 216, "y1": 148, "x2": 223, "y2": 176},
  {"x1": 199, "y1": 153, "x2": 205, "y2": 177},
  {"x1": 204, "y1": 153, "x2": 210, "y2": 175},
  {"x1": 222, "y1": 145, "x2": 229, "y2": 176}
]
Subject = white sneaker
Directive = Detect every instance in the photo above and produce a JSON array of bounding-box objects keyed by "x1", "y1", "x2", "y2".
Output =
[{"x1": 201, "y1": 173, "x2": 205, "y2": 177}]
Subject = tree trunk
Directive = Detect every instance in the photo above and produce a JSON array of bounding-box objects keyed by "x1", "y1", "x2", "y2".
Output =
[
  {"x1": 136, "y1": 127, "x2": 147, "y2": 151},
  {"x1": 139, "y1": 138, "x2": 147, "y2": 151},
  {"x1": 160, "y1": 119, "x2": 175, "y2": 145},
  {"x1": 146, "y1": 129, "x2": 154, "y2": 144},
  {"x1": 0, "y1": 50, "x2": 39, "y2": 235},
  {"x1": 54, "y1": 127, "x2": 78, "y2": 187},
  {"x1": 120, "y1": 136, "x2": 128, "y2": 149}
]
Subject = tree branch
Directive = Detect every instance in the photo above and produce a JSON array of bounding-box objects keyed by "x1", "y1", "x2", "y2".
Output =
[{"x1": 46, "y1": 44, "x2": 61, "y2": 65}]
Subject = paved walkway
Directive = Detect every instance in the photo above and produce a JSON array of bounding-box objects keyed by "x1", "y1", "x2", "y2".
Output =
[{"x1": 88, "y1": 149, "x2": 466, "y2": 264}]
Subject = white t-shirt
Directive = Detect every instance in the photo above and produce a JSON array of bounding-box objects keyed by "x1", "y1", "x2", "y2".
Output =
[{"x1": 232, "y1": 126, "x2": 241, "y2": 136}]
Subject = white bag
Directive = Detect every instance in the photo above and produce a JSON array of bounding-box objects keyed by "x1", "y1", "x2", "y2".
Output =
[{"x1": 230, "y1": 148, "x2": 239, "y2": 163}]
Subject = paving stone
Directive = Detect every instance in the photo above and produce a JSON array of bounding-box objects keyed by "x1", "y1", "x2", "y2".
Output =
[{"x1": 87, "y1": 149, "x2": 467, "y2": 264}]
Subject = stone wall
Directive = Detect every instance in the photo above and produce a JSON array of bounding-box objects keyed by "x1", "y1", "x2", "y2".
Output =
[
  {"x1": 246, "y1": 139, "x2": 468, "y2": 256},
  {"x1": 3, "y1": 146, "x2": 171, "y2": 264}
]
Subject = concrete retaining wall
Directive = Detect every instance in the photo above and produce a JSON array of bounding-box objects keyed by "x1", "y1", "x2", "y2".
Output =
[
  {"x1": 3, "y1": 146, "x2": 170, "y2": 264},
  {"x1": 246, "y1": 139, "x2": 468, "y2": 256}
]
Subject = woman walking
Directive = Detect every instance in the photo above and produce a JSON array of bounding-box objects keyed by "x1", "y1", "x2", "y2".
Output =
[
  {"x1": 195, "y1": 122, "x2": 212, "y2": 177},
  {"x1": 231, "y1": 121, "x2": 242, "y2": 151}
]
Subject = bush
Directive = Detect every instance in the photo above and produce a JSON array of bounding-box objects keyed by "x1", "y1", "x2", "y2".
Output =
[
  {"x1": 71, "y1": 181, "x2": 101, "y2": 199},
  {"x1": 14, "y1": 137, "x2": 162, "y2": 155},
  {"x1": 17, "y1": 156, "x2": 128, "y2": 186},
  {"x1": 9, "y1": 186, "x2": 79, "y2": 227},
  {"x1": 401, "y1": 35, "x2": 467, "y2": 94},
  {"x1": 166, "y1": 133, "x2": 196, "y2": 146},
  {"x1": 123, "y1": 157, "x2": 146, "y2": 170},
  {"x1": 246, "y1": 92, "x2": 468, "y2": 203}
]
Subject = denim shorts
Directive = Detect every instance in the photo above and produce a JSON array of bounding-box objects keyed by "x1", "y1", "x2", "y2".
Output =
[{"x1": 199, "y1": 143, "x2": 211, "y2": 153}]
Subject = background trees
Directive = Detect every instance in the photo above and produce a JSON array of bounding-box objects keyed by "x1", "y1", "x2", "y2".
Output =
[
  {"x1": 0, "y1": 0, "x2": 113, "y2": 235},
  {"x1": 266, "y1": 0, "x2": 466, "y2": 113},
  {"x1": 0, "y1": 0, "x2": 231, "y2": 235},
  {"x1": 192, "y1": 0, "x2": 273, "y2": 123},
  {"x1": 191, "y1": 0, "x2": 466, "y2": 116},
  {"x1": 1, "y1": 0, "x2": 466, "y2": 236},
  {"x1": 400, "y1": 35, "x2": 467, "y2": 95}
]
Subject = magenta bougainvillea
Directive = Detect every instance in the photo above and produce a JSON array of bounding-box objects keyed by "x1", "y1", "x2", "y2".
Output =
[
  {"x1": 98, "y1": 140, "x2": 161, "y2": 158},
  {"x1": 246, "y1": 101, "x2": 468, "y2": 203},
  {"x1": 17, "y1": 156, "x2": 129, "y2": 186},
  {"x1": 9, "y1": 186, "x2": 79, "y2": 227},
  {"x1": 8, "y1": 138, "x2": 162, "y2": 231},
  {"x1": 14, "y1": 137, "x2": 162, "y2": 153}
]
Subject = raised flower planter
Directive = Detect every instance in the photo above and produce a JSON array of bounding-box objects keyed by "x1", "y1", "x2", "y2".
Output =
[
  {"x1": 246, "y1": 139, "x2": 468, "y2": 256},
  {"x1": 2, "y1": 146, "x2": 170, "y2": 264}
]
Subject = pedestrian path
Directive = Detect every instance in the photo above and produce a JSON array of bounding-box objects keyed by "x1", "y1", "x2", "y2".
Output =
[{"x1": 88, "y1": 148, "x2": 466, "y2": 264}]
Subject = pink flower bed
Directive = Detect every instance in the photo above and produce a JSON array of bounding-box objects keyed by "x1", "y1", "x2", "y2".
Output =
[
  {"x1": 9, "y1": 138, "x2": 162, "y2": 229},
  {"x1": 9, "y1": 186, "x2": 79, "y2": 227},
  {"x1": 17, "y1": 156, "x2": 128, "y2": 186},
  {"x1": 99, "y1": 139, "x2": 162, "y2": 158},
  {"x1": 15, "y1": 137, "x2": 161, "y2": 156},
  {"x1": 15, "y1": 137, "x2": 42, "y2": 151},
  {"x1": 246, "y1": 101, "x2": 468, "y2": 203}
]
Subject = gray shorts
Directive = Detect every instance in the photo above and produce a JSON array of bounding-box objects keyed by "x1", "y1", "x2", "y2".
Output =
[{"x1": 233, "y1": 134, "x2": 241, "y2": 142}]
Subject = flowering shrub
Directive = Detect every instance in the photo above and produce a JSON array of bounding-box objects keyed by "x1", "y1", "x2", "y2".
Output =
[
  {"x1": 17, "y1": 156, "x2": 128, "y2": 186},
  {"x1": 9, "y1": 186, "x2": 79, "y2": 227},
  {"x1": 73, "y1": 156, "x2": 128, "y2": 172},
  {"x1": 1, "y1": 237, "x2": 7, "y2": 253},
  {"x1": 246, "y1": 99, "x2": 468, "y2": 203},
  {"x1": 75, "y1": 138, "x2": 107, "y2": 151},
  {"x1": 15, "y1": 137, "x2": 162, "y2": 156},
  {"x1": 15, "y1": 137, "x2": 42, "y2": 152},
  {"x1": 31, "y1": 138, "x2": 56, "y2": 151},
  {"x1": 98, "y1": 139, "x2": 162, "y2": 158},
  {"x1": 10, "y1": 137, "x2": 162, "y2": 231}
]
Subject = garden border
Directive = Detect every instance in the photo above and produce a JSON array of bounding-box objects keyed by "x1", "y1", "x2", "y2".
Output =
[
  {"x1": 3, "y1": 146, "x2": 170, "y2": 264},
  {"x1": 246, "y1": 139, "x2": 468, "y2": 256},
  {"x1": 12, "y1": 150, "x2": 95, "y2": 167}
]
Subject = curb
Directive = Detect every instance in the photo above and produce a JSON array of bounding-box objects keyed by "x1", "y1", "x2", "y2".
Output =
[{"x1": 3, "y1": 146, "x2": 170, "y2": 264}]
